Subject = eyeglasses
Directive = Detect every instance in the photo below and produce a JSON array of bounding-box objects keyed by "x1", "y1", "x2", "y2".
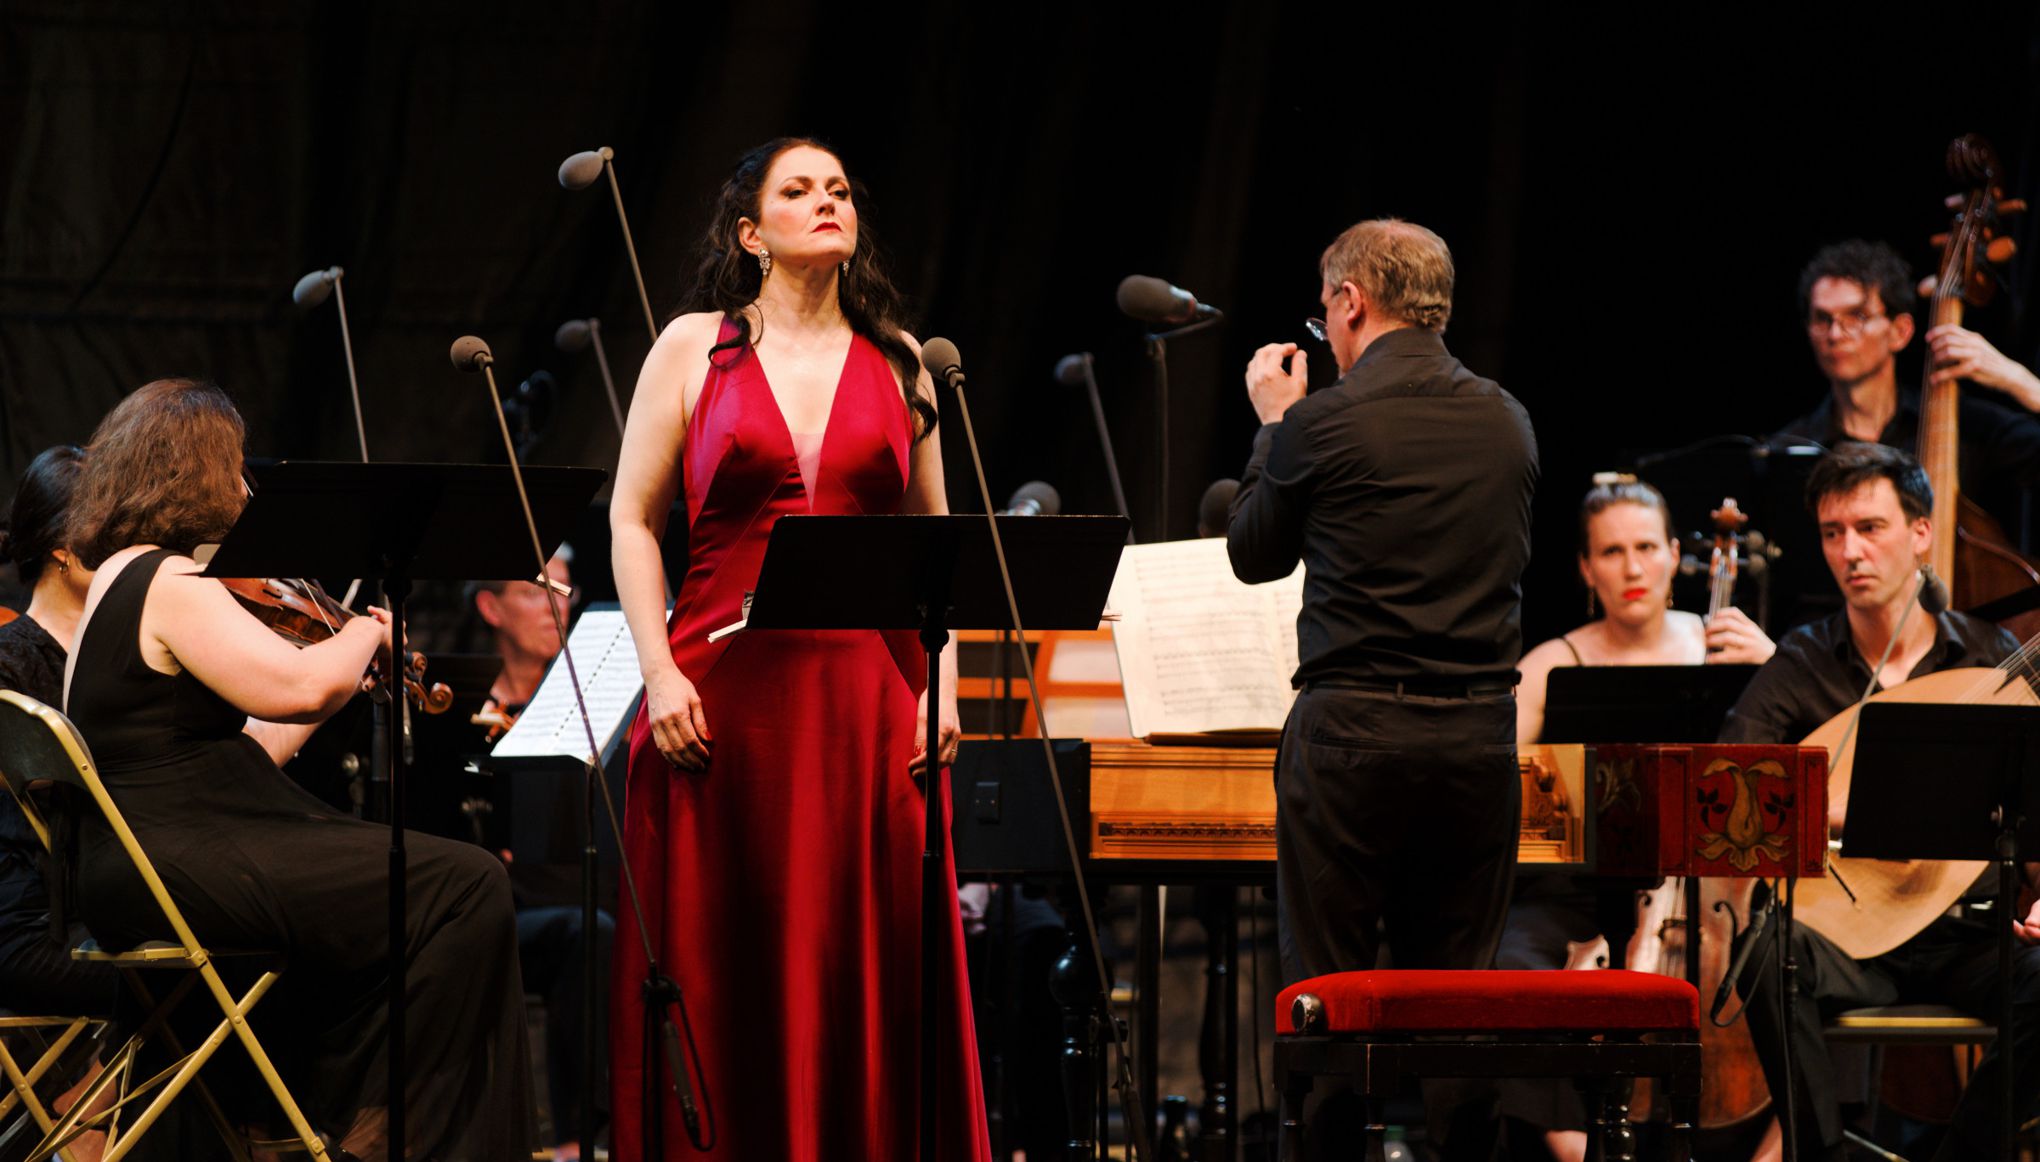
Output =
[
  {"x1": 1305, "y1": 318, "x2": 1328, "y2": 342},
  {"x1": 1806, "y1": 309, "x2": 1887, "y2": 338}
]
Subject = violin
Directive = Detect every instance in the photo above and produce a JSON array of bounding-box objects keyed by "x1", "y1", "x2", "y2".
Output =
[
  {"x1": 222, "y1": 576, "x2": 453, "y2": 714},
  {"x1": 1627, "y1": 499, "x2": 1773, "y2": 1136}
]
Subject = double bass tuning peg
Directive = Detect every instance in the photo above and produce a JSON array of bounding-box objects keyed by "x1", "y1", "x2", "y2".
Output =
[{"x1": 1987, "y1": 236, "x2": 2018, "y2": 265}]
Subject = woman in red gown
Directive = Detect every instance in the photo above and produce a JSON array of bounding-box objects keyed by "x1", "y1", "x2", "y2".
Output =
[{"x1": 608, "y1": 138, "x2": 988, "y2": 1161}]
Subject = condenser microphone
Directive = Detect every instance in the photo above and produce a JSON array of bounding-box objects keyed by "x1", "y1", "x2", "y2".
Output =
[
  {"x1": 558, "y1": 145, "x2": 659, "y2": 342},
  {"x1": 1054, "y1": 353, "x2": 1089, "y2": 388},
  {"x1": 1116, "y1": 275, "x2": 1222, "y2": 326},
  {"x1": 1197, "y1": 478, "x2": 1240, "y2": 539},
  {"x1": 1918, "y1": 564, "x2": 1950, "y2": 615},
  {"x1": 1053, "y1": 352, "x2": 1133, "y2": 539},
  {"x1": 999, "y1": 481, "x2": 1061, "y2": 517},
  {"x1": 293, "y1": 266, "x2": 341, "y2": 308},
  {"x1": 920, "y1": 337, "x2": 965, "y2": 388},
  {"x1": 554, "y1": 319, "x2": 593, "y2": 352},
  {"x1": 554, "y1": 317, "x2": 626, "y2": 437},
  {"x1": 449, "y1": 335, "x2": 494, "y2": 372},
  {"x1": 292, "y1": 266, "x2": 368, "y2": 460},
  {"x1": 557, "y1": 147, "x2": 611, "y2": 191}
]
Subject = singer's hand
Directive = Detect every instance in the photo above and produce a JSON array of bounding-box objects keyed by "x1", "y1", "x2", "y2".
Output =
[
  {"x1": 1245, "y1": 343, "x2": 1309, "y2": 424},
  {"x1": 1926, "y1": 324, "x2": 2040, "y2": 412},
  {"x1": 1704, "y1": 607, "x2": 1776, "y2": 666},
  {"x1": 646, "y1": 665, "x2": 712, "y2": 772},
  {"x1": 907, "y1": 688, "x2": 960, "y2": 782}
]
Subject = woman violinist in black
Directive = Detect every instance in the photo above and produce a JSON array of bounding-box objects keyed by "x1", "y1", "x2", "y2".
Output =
[{"x1": 61, "y1": 379, "x2": 532, "y2": 1161}]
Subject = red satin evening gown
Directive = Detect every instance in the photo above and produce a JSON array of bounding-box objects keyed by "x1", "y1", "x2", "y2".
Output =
[{"x1": 612, "y1": 321, "x2": 990, "y2": 1161}]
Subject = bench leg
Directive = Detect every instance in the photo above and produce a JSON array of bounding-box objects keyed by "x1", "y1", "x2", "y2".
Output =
[
  {"x1": 1278, "y1": 1068, "x2": 1309, "y2": 1162},
  {"x1": 1368, "y1": 1091, "x2": 1393, "y2": 1162}
]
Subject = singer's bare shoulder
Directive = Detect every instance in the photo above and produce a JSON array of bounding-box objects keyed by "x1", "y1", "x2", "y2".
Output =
[
  {"x1": 647, "y1": 311, "x2": 725, "y2": 367},
  {"x1": 631, "y1": 312, "x2": 725, "y2": 414}
]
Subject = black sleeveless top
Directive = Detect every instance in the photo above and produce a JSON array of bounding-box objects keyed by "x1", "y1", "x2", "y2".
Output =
[{"x1": 66, "y1": 549, "x2": 334, "y2": 945}]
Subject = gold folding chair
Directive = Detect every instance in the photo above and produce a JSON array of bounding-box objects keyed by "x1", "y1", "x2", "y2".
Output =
[
  {"x1": 0, "y1": 690, "x2": 330, "y2": 1162},
  {"x1": 0, "y1": 1010, "x2": 98, "y2": 1162}
]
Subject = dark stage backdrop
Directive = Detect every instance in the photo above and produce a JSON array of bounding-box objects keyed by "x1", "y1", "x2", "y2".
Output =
[{"x1": 4, "y1": 2, "x2": 2038, "y2": 648}]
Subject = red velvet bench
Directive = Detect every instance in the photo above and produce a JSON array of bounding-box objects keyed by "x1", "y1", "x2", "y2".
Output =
[{"x1": 1274, "y1": 970, "x2": 1701, "y2": 1162}]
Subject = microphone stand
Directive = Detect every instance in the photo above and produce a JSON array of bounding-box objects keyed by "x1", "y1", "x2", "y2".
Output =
[
  {"x1": 330, "y1": 273, "x2": 370, "y2": 462},
  {"x1": 586, "y1": 318, "x2": 627, "y2": 438},
  {"x1": 1140, "y1": 317, "x2": 1221, "y2": 542},
  {"x1": 463, "y1": 344, "x2": 708, "y2": 1158},
  {"x1": 936, "y1": 349, "x2": 1152, "y2": 1162},
  {"x1": 1072, "y1": 354, "x2": 1135, "y2": 542}
]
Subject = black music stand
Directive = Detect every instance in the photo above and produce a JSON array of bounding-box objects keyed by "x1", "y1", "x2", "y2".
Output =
[
  {"x1": 1543, "y1": 664, "x2": 1759, "y2": 744},
  {"x1": 746, "y1": 513, "x2": 1127, "y2": 1162},
  {"x1": 1849, "y1": 701, "x2": 2040, "y2": 1161},
  {"x1": 204, "y1": 460, "x2": 602, "y2": 1158}
]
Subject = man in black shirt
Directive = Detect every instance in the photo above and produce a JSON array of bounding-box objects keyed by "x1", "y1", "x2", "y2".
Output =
[
  {"x1": 1228, "y1": 218, "x2": 1537, "y2": 1160},
  {"x1": 1719, "y1": 442, "x2": 2040, "y2": 1162}
]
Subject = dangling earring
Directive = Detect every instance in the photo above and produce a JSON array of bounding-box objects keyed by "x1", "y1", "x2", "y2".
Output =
[
  {"x1": 757, "y1": 249, "x2": 772, "y2": 278},
  {"x1": 1666, "y1": 591, "x2": 1674, "y2": 609},
  {"x1": 840, "y1": 259, "x2": 850, "y2": 277},
  {"x1": 1586, "y1": 589, "x2": 1598, "y2": 619}
]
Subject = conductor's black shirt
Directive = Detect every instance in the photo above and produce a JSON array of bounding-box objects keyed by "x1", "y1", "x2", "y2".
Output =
[{"x1": 1227, "y1": 327, "x2": 1538, "y2": 686}]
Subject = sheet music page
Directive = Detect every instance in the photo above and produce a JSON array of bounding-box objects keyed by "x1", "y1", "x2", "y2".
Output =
[
  {"x1": 490, "y1": 609, "x2": 643, "y2": 764},
  {"x1": 1106, "y1": 538, "x2": 1303, "y2": 737}
]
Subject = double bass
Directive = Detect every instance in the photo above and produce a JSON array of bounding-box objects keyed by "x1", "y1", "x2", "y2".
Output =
[{"x1": 1917, "y1": 134, "x2": 2038, "y2": 639}]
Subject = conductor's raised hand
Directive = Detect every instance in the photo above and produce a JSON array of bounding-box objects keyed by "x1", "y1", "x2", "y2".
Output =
[
  {"x1": 646, "y1": 664, "x2": 712, "y2": 772},
  {"x1": 1245, "y1": 342, "x2": 1309, "y2": 424}
]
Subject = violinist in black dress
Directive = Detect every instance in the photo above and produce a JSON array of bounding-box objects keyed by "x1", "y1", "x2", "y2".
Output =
[{"x1": 61, "y1": 379, "x2": 533, "y2": 1161}]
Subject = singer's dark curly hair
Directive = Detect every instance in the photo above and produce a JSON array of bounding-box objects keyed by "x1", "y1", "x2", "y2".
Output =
[{"x1": 682, "y1": 137, "x2": 936, "y2": 442}]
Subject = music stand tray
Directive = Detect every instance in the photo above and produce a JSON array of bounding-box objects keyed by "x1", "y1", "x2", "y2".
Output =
[{"x1": 1543, "y1": 664, "x2": 1760, "y2": 744}]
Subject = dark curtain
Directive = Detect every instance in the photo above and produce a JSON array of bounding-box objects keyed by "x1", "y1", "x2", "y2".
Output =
[{"x1": 4, "y1": 0, "x2": 2037, "y2": 645}]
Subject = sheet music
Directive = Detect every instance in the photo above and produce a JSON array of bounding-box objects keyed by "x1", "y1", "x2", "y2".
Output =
[
  {"x1": 490, "y1": 609, "x2": 642, "y2": 765},
  {"x1": 1107, "y1": 538, "x2": 1303, "y2": 737}
]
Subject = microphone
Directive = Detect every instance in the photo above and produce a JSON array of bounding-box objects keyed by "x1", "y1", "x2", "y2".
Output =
[
  {"x1": 557, "y1": 147, "x2": 611, "y2": 191},
  {"x1": 999, "y1": 481, "x2": 1061, "y2": 517},
  {"x1": 554, "y1": 318, "x2": 626, "y2": 437},
  {"x1": 554, "y1": 319, "x2": 593, "y2": 352},
  {"x1": 1055, "y1": 352, "x2": 1133, "y2": 539},
  {"x1": 1053, "y1": 353, "x2": 1089, "y2": 389},
  {"x1": 293, "y1": 266, "x2": 341, "y2": 308},
  {"x1": 449, "y1": 335, "x2": 494, "y2": 372},
  {"x1": 1116, "y1": 274, "x2": 1222, "y2": 326},
  {"x1": 920, "y1": 337, "x2": 965, "y2": 388},
  {"x1": 557, "y1": 146, "x2": 659, "y2": 342},
  {"x1": 1197, "y1": 478, "x2": 1240, "y2": 539},
  {"x1": 292, "y1": 266, "x2": 369, "y2": 460},
  {"x1": 1919, "y1": 564, "x2": 1950, "y2": 615}
]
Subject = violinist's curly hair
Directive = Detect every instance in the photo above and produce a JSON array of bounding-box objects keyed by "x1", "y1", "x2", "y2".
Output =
[
  {"x1": 68, "y1": 378, "x2": 247, "y2": 570},
  {"x1": 678, "y1": 136, "x2": 937, "y2": 441}
]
